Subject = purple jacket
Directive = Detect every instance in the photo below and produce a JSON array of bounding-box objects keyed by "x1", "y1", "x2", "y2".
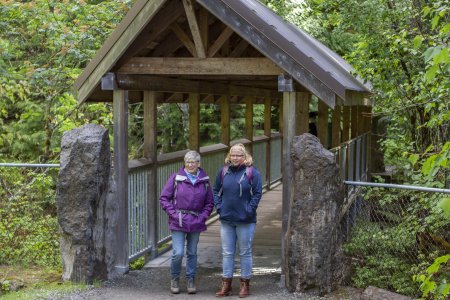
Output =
[{"x1": 160, "y1": 167, "x2": 214, "y2": 232}]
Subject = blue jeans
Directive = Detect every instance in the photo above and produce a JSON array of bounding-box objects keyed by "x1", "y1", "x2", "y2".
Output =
[
  {"x1": 171, "y1": 230, "x2": 200, "y2": 280},
  {"x1": 220, "y1": 221, "x2": 256, "y2": 279}
]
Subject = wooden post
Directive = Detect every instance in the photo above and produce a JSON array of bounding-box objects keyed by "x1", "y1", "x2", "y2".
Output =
[
  {"x1": 143, "y1": 91, "x2": 158, "y2": 259},
  {"x1": 245, "y1": 96, "x2": 254, "y2": 141},
  {"x1": 296, "y1": 92, "x2": 310, "y2": 135},
  {"x1": 282, "y1": 91, "x2": 296, "y2": 285},
  {"x1": 342, "y1": 106, "x2": 350, "y2": 142},
  {"x1": 113, "y1": 89, "x2": 129, "y2": 274},
  {"x1": 331, "y1": 105, "x2": 341, "y2": 148},
  {"x1": 220, "y1": 95, "x2": 230, "y2": 146},
  {"x1": 264, "y1": 97, "x2": 272, "y2": 189},
  {"x1": 317, "y1": 100, "x2": 328, "y2": 147},
  {"x1": 350, "y1": 106, "x2": 358, "y2": 139},
  {"x1": 189, "y1": 93, "x2": 200, "y2": 151}
]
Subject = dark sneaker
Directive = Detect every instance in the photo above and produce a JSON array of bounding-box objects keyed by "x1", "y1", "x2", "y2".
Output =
[
  {"x1": 171, "y1": 279, "x2": 180, "y2": 294},
  {"x1": 187, "y1": 277, "x2": 196, "y2": 294}
]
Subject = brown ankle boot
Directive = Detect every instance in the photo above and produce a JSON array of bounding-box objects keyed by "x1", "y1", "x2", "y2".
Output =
[
  {"x1": 239, "y1": 278, "x2": 250, "y2": 298},
  {"x1": 215, "y1": 277, "x2": 232, "y2": 297}
]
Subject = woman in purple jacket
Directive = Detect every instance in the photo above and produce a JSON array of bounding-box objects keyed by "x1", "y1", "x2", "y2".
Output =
[{"x1": 160, "y1": 150, "x2": 214, "y2": 295}]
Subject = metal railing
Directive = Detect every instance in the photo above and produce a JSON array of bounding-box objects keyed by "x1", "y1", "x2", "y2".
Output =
[{"x1": 127, "y1": 134, "x2": 283, "y2": 261}]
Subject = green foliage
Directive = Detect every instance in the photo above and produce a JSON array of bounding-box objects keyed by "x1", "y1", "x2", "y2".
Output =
[
  {"x1": 0, "y1": 167, "x2": 60, "y2": 267},
  {"x1": 414, "y1": 255, "x2": 450, "y2": 300}
]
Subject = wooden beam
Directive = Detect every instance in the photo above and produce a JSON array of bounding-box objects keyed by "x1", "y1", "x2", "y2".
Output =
[
  {"x1": 282, "y1": 91, "x2": 296, "y2": 277},
  {"x1": 331, "y1": 105, "x2": 341, "y2": 148},
  {"x1": 143, "y1": 91, "x2": 158, "y2": 258},
  {"x1": 182, "y1": 0, "x2": 206, "y2": 58},
  {"x1": 295, "y1": 92, "x2": 310, "y2": 135},
  {"x1": 113, "y1": 90, "x2": 129, "y2": 274},
  {"x1": 317, "y1": 100, "x2": 328, "y2": 147},
  {"x1": 220, "y1": 95, "x2": 230, "y2": 146},
  {"x1": 342, "y1": 106, "x2": 350, "y2": 142},
  {"x1": 208, "y1": 27, "x2": 234, "y2": 57},
  {"x1": 170, "y1": 23, "x2": 197, "y2": 57},
  {"x1": 197, "y1": 0, "x2": 337, "y2": 107},
  {"x1": 189, "y1": 93, "x2": 200, "y2": 150},
  {"x1": 245, "y1": 97, "x2": 253, "y2": 141},
  {"x1": 199, "y1": 8, "x2": 209, "y2": 49},
  {"x1": 351, "y1": 106, "x2": 358, "y2": 139},
  {"x1": 230, "y1": 39, "x2": 249, "y2": 57},
  {"x1": 119, "y1": 57, "x2": 282, "y2": 75},
  {"x1": 115, "y1": 74, "x2": 281, "y2": 99},
  {"x1": 264, "y1": 98, "x2": 272, "y2": 189}
]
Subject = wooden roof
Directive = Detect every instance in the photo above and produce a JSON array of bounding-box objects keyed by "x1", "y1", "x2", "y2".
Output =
[{"x1": 74, "y1": 0, "x2": 371, "y2": 107}]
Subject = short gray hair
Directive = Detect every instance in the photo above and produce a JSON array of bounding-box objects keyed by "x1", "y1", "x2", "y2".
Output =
[{"x1": 184, "y1": 150, "x2": 201, "y2": 163}]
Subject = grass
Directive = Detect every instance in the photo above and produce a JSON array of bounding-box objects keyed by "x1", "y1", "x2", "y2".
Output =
[{"x1": 0, "y1": 265, "x2": 90, "y2": 299}]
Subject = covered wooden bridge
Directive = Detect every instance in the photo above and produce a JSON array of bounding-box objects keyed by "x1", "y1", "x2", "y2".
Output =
[{"x1": 74, "y1": 0, "x2": 372, "y2": 277}]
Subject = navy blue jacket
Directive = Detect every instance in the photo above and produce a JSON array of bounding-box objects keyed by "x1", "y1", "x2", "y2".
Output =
[{"x1": 213, "y1": 164, "x2": 262, "y2": 223}]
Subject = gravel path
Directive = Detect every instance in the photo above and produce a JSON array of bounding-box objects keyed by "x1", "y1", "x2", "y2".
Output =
[{"x1": 46, "y1": 267, "x2": 363, "y2": 300}]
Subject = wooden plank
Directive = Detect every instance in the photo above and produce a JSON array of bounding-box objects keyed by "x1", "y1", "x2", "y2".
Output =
[
  {"x1": 119, "y1": 57, "x2": 282, "y2": 75},
  {"x1": 282, "y1": 91, "x2": 296, "y2": 275},
  {"x1": 245, "y1": 96, "x2": 254, "y2": 141},
  {"x1": 264, "y1": 97, "x2": 272, "y2": 188},
  {"x1": 230, "y1": 39, "x2": 249, "y2": 57},
  {"x1": 351, "y1": 106, "x2": 358, "y2": 139},
  {"x1": 183, "y1": 0, "x2": 206, "y2": 58},
  {"x1": 199, "y1": 8, "x2": 209, "y2": 48},
  {"x1": 115, "y1": 74, "x2": 281, "y2": 99},
  {"x1": 317, "y1": 100, "x2": 328, "y2": 147},
  {"x1": 331, "y1": 105, "x2": 341, "y2": 148},
  {"x1": 295, "y1": 92, "x2": 310, "y2": 135},
  {"x1": 207, "y1": 27, "x2": 234, "y2": 57},
  {"x1": 113, "y1": 90, "x2": 129, "y2": 273},
  {"x1": 189, "y1": 93, "x2": 200, "y2": 150},
  {"x1": 220, "y1": 95, "x2": 230, "y2": 146},
  {"x1": 342, "y1": 106, "x2": 350, "y2": 142},
  {"x1": 76, "y1": 0, "x2": 167, "y2": 104},
  {"x1": 143, "y1": 91, "x2": 158, "y2": 258},
  {"x1": 170, "y1": 23, "x2": 197, "y2": 57}
]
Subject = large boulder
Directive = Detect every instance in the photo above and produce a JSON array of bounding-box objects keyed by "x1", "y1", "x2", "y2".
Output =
[
  {"x1": 57, "y1": 124, "x2": 118, "y2": 283},
  {"x1": 285, "y1": 133, "x2": 345, "y2": 295}
]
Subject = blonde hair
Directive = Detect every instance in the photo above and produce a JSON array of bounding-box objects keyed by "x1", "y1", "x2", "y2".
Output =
[{"x1": 224, "y1": 143, "x2": 253, "y2": 166}]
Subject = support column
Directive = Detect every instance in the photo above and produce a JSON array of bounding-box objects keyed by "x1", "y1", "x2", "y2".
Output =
[
  {"x1": 143, "y1": 91, "x2": 158, "y2": 259},
  {"x1": 342, "y1": 106, "x2": 350, "y2": 142},
  {"x1": 282, "y1": 91, "x2": 296, "y2": 285},
  {"x1": 245, "y1": 96, "x2": 254, "y2": 141},
  {"x1": 317, "y1": 100, "x2": 329, "y2": 147},
  {"x1": 220, "y1": 95, "x2": 230, "y2": 146},
  {"x1": 331, "y1": 105, "x2": 342, "y2": 148},
  {"x1": 350, "y1": 106, "x2": 358, "y2": 139},
  {"x1": 113, "y1": 89, "x2": 129, "y2": 274},
  {"x1": 296, "y1": 92, "x2": 310, "y2": 135},
  {"x1": 189, "y1": 93, "x2": 200, "y2": 151},
  {"x1": 264, "y1": 97, "x2": 272, "y2": 189}
]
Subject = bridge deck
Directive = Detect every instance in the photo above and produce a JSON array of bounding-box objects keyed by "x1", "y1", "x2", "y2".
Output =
[{"x1": 145, "y1": 184, "x2": 282, "y2": 273}]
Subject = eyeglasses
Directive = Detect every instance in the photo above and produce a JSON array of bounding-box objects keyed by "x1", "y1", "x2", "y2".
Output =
[{"x1": 185, "y1": 161, "x2": 199, "y2": 165}]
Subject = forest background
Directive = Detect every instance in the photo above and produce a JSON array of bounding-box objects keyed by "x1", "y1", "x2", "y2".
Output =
[{"x1": 0, "y1": 0, "x2": 449, "y2": 298}]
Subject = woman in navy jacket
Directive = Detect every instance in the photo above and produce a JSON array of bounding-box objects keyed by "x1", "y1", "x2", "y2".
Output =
[
  {"x1": 160, "y1": 150, "x2": 214, "y2": 294},
  {"x1": 213, "y1": 143, "x2": 262, "y2": 298}
]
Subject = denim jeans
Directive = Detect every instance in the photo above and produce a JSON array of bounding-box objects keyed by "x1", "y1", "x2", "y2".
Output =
[
  {"x1": 220, "y1": 221, "x2": 256, "y2": 279},
  {"x1": 171, "y1": 230, "x2": 200, "y2": 280}
]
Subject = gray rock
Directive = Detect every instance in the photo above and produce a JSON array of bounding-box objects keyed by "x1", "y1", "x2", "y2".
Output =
[
  {"x1": 57, "y1": 124, "x2": 117, "y2": 284},
  {"x1": 285, "y1": 133, "x2": 345, "y2": 295}
]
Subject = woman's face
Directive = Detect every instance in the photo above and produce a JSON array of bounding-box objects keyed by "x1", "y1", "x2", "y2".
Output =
[
  {"x1": 185, "y1": 159, "x2": 200, "y2": 175},
  {"x1": 230, "y1": 148, "x2": 245, "y2": 166}
]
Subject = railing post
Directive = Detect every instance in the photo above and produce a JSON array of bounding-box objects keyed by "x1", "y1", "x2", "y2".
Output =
[{"x1": 113, "y1": 89, "x2": 129, "y2": 274}]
